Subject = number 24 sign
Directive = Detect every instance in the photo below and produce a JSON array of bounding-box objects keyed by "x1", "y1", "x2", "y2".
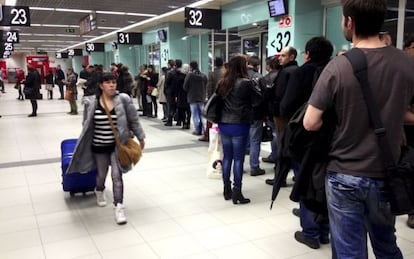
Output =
[{"x1": 0, "y1": 5, "x2": 31, "y2": 26}]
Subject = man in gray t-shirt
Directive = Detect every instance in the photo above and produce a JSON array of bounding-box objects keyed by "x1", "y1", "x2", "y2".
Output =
[{"x1": 303, "y1": 0, "x2": 414, "y2": 258}]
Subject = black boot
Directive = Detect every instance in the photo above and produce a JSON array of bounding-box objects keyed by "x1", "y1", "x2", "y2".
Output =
[
  {"x1": 232, "y1": 188, "x2": 250, "y2": 204},
  {"x1": 223, "y1": 185, "x2": 232, "y2": 200}
]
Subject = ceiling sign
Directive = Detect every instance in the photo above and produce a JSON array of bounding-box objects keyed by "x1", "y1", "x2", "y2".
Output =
[
  {"x1": 0, "y1": 5, "x2": 30, "y2": 26},
  {"x1": 117, "y1": 32, "x2": 142, "y2": 45},
  {"x1": 184, "y1": 7, "x2": 221, "y2": 30},
  {"x1": 85, "y1": 42, "x2": 104, "y2": 52}
]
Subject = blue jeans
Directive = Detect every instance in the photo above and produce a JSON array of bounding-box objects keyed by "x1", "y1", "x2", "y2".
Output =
[
  {"x1": 190, "y1": 102, "x2": 206, "y2": 134},
  {"x1": 299, "y1": 201, "x2": 329, "y2": 240},
  {"x1": 220, "y1": 131, "x2": 249, "y2": 190},
  {"x1": 326, "y1": 171, "x2": 403, "y2": 259},
  {"x1": 249, "y1": 120, "x2": 263, "y2": 170}
]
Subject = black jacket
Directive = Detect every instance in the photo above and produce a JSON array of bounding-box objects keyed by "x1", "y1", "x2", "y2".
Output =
[
  {"x1": 280, "y1": 62, "x2": 318, "y2": 119},
  {"x1": 116, "y1": 71, "x2": 134, "y2": 96},
  {"x1": 55, "y1": 69, "x2": 65, "y2": 84},
  {"x1": 24, "y1": 71, "x2": 41, "y2": 99},
  {"x1": 174, "y1": 70, "x2": 188, "y2": 108},
  {"x1": 84, "y1": 71, "x2": 101, "y2": 96},
  {"x1": 218, "y1": 78, "x2": 263, "y2": 124},
  {"x1": 273, "y1": 61, "x2": 298, "y2": 117},
  {"x1": 248, "y1": 68, "x2": 267, "y2": 120}
]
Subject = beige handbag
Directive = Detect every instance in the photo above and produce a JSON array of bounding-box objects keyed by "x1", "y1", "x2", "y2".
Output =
[{"x1": 101, "y1": 97, "x2": 142, "y2": 168}]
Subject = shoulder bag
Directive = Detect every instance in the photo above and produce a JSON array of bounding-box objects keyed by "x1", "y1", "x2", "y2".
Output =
[
  {"x1": 345, "y1": 48, "x2": 414, "y2": 215},
  {"x1": 203, "y1": 91, "x2": 223, "y2": 123},
  {"x1": 101, "y1": 97, "x2": 142, "y2": 168}
]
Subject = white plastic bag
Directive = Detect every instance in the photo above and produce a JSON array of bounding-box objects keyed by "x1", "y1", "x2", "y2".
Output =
[{"x1": 207, "y1": 124, "x2": 222, "y2": 179}]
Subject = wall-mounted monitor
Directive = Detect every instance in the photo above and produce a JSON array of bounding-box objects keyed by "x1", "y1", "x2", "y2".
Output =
[
  {"x1": 157, "y1": 29, "x2": 167, "y2": 43},
  {"x1": 268, "y1": 0, "x2": 288, "y2": 17}
]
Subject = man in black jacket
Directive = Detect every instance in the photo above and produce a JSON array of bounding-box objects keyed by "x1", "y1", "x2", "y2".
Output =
[
  {"x1": 266, "y1": 47, "x2": 298, "y2": 185},
  {"x1": 247, "y1": 56, "x2": 267, "y2": 176},
  {"x1": 164, "y1": 59, "x2": 182, "y2": 126},
  {"x1": 55, "y1": 65, "x2": 65, "y2": 99},
  {"x1": 282, "y1": 36, "x2": 333, "y2": 250}
]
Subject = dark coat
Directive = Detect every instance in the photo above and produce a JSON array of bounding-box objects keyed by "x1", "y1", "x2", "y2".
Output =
[
  {"x1": 175, "y1": 70, "x2": 188, "y2": 108},
  {"x1": 116, "y1": 71, "x2": 134, "y2": 96},
  {"x1": 183, "y1": 70, "x2": 207, "y2": 103},
  {"x1": 24, "y1": 71, "x2": 41, "y2": 100},
  {"x1": 218, "y1": 78, "x2": 263, "y2": 124},
  {"x1": 248, "y1": 68, "x2": 267, "y2": 120},
  {"x1": 84, "y1": 71, "x2": 101, "y2": 96},
  {"x1": 273, "y1": 61, "x2": 298, "y2": 117},
  {"x1": 55, "y1": 69, "x2": 65, "y2": 85}
]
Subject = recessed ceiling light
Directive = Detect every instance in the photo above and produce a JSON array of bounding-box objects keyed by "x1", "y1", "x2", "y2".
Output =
[{"x1": 168, "y1": 5, "x2": 179, "y2": 9}]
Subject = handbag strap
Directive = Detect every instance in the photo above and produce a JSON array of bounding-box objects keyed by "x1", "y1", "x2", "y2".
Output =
[
  {"x1": 344, "y1": 48, "x2": 395, "y2": 168},
  {"x1": 101, "y1": 96, "x2": 122, "y2": 147}
]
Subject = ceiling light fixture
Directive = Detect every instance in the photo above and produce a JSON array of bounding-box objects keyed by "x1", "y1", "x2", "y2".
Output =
[
  {"x1": 59, "y1": 0, "x2": 214, "y2": 51},
  {"x1": 99, "y1": 26, "x2": 121, "y2": 30},
  {"x1": 5, "y1": 0, "x2": 17, "y2": 5},
  {"x1": 55, "y1": 8, "x2": 92, "y2": 13},
  {"x1": 30, "y1": 7, "x2": 55, "y2": 11}
]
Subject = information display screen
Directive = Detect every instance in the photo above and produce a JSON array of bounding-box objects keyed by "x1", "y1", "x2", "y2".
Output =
[{"x1": 268, "y1": 0, "x2": 288, "y2": 17}]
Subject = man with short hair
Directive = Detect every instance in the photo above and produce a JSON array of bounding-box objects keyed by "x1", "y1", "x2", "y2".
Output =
[
  {"x1": 164, "y1": 59, "x2": 182, "y2": 126},
  {"x1": 304, "y1": 0, "x2": 414, "y2": 257},
  {"x1": 247, "y1": 56, "x2": 267, "y2": 176},
  {"x1": 55, "y1": 65, "x2": 65, "y2": 99},
  {"x1": 261, "y1": 57, "x2": 281, "y2": 163},
  {"x1": 281, "y1": 36, "x2": 334, "y2": 250},
  {"x1": 265, "y1": 46, "x2": 298, "y2": 185},
  {"x1": 183, "y1": 61, "x2": 208, "y2": 135}
]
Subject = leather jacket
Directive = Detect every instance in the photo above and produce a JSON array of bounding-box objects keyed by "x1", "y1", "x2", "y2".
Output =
[{"x1": 219, "y1": 78, "x2": 263, "y2": 124}]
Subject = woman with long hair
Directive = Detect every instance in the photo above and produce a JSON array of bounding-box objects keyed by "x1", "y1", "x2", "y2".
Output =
[{"x1": 216, "y1": 55, "x2": 262, "y2": 204}]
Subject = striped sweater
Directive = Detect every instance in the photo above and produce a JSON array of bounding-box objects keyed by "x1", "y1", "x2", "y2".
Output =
[{"x1": 92, "y1": 103, "x2": 117, "y2": 153}]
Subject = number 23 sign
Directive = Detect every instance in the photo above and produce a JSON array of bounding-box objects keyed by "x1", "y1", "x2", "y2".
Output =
[{"x1": 0, "y1": 5, "x2": 30, "y2": 26}]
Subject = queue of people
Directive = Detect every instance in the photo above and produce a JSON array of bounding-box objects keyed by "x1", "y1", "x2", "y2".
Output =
[{"x1": 1, "y1": 1, "x2": 413, "y2": 256}]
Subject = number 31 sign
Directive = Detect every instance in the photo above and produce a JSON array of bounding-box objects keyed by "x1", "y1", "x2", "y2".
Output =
[{"x1": 0, "y1": 5, "x2": 31, "y2": 26}]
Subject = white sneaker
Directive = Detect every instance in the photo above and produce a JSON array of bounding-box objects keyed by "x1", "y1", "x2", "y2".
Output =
[
  {"x1": 115, "y1": 203, "x2": 127, "y2": 225},
  {"x1": 95, "y1": 190, "x2": 107, "y2": 207}
]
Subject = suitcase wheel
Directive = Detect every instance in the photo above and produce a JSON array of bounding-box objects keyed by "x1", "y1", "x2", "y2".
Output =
[{"x1": 69, "y1": 192, "x2": 75, "y2": 197}]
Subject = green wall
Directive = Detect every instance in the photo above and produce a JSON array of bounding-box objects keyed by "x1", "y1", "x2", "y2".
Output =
[
  {"x1": 222, "y1": 0, "x2": 269, "y2": 29},
  {"x1": 326, "y1": 5, "x2": 351, "y2": 54}
]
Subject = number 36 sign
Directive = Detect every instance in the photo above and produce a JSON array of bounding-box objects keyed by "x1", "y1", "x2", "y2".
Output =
[{"x1": 0, "y1": 5, "x2": 30, "y2": 26}]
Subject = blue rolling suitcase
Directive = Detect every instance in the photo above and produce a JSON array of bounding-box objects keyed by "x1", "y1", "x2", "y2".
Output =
[{"x1": 61, "y1": 139, "x2": 97, "y2": 196}]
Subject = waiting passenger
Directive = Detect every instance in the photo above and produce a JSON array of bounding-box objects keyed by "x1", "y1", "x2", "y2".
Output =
[
  {"x1": 63, "y1": 67, "x2": 78, "y2": 115},
  {"x1": 403, "y1": 36, "x2": 414, "y2": 229},
  {"x1": 303, "y1": 0, "x2": 414, "y2": 257},
  {"x1": 216, "y1": 55, "x2": 263, "y2": 204},
  {"x1": 183, "y1": 60, "x2": 208, "y2": 135},
  {"x1": 280, "y1": 36, "x2": 334, "y2": 250}
]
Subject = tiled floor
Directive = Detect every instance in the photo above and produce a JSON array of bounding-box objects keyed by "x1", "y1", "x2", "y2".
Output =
[{"x1": 0, "y1": 84, "x2": 413, "y2": 259}]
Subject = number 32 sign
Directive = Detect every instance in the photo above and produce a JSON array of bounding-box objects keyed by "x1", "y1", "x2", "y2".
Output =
[
  {"x1": 0, "y1": 5, "x2": 30, "y2": 26},
  {"x1": 270, "y1": 16, "x2": 293, "y2": 54}
]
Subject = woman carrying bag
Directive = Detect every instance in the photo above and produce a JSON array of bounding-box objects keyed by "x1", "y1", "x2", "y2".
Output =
[
  {"x1": 67, "y1": 73, "x2": 146, "y2": 225},
  {"x1": 215, "y1": 55, "x2": 263, "y2": 204}
]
